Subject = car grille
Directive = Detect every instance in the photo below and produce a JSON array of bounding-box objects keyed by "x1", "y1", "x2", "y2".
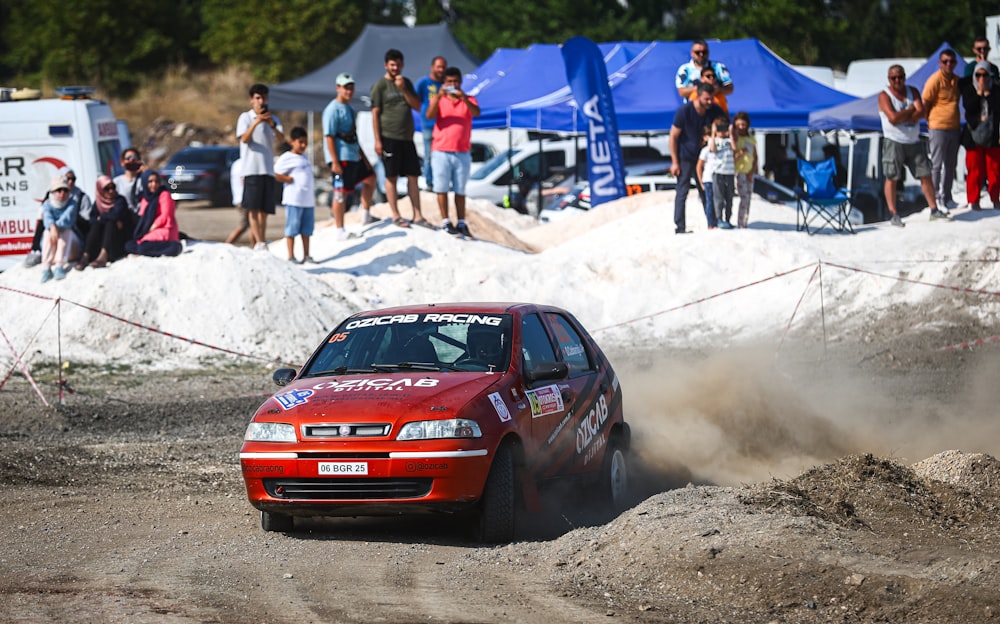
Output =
[
  {"x1": 301, "y1": 423, "x2": 392, "y2": 438},
  {"x1": 263, "y1": 478, "x2": 432, "y2": 500}
]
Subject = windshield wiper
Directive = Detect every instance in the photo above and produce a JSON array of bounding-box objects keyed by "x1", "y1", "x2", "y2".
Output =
[
  {"x1": 303, "y1": 366, "x2": 376, "y2": 377},
  {"x1": 372, "y1": 362, "x2": 457, "y2": 372}
]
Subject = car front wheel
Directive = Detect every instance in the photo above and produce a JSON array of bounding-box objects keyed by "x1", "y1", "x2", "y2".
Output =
[
  {"x1": 477, "y1": 444, "x2": 516, "y2": 543},
  {"x1": 260, "y1": 510, "x2": 294, "y2": 532}
]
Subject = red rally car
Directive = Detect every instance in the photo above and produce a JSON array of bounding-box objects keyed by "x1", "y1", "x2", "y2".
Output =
[{"x1": 240, "y1": 302, "x2": 630, "y2": 542}]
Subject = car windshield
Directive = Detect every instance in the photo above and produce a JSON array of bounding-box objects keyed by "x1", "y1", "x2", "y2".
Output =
[
  {"x1": 303, "y1": 313, "x2": 514, "y2": 375},
  {"x1": 470, "y1": 149, "x2": 515, "y2": 180}
]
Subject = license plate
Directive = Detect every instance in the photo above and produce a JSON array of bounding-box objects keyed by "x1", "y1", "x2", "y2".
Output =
[
  {"x1": 318, "y1": 461, "x2": 368, "y2": 475},
  {"x1": 171, "y1": 174, "x2": 195, "y2": 182}
]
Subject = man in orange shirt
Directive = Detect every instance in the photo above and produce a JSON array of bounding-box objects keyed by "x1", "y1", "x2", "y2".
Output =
[
  {"x1": 426, "y1": 66, "x2": 480, "y2": 238},
  {"x1": 922, "y1": 48, "x2": 961, "y2": 210}
]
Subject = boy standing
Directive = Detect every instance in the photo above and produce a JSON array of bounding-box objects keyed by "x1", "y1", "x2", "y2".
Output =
[
  {"x1": 710, "y1": 119, "x2": 736, "y2": 229},
  {"x1": 274, "y1": 127, "x2": 315, "y2": 264}
]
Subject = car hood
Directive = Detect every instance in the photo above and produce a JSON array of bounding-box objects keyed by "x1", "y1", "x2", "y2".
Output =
[{"x1": 258, "y1": 372, "x2": 506, "y2": 425}]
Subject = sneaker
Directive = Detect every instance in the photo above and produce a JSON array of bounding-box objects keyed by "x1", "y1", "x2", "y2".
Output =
[
  {"x1": 300, "y1": 256, "x2": 315, "y2": 264},
  {"x1": 944, "y1": 199, "x2": 959, "y2": 210},
  {"x1": 929, "y1": 209, "x2": 952, "y2": 221},
  {"x1": 40, "y1": 268, "x2": 53, "y2": 283},
  {"x1": 890, "y1": 214, "x2": 905, "y2": 227},
  {"x1": 971, "y1": 203, "x2": 983, "y2": 211},
  {"x1": 253, "y1": 242, "x2": 268, "y2": 251},
  {"x1": 456, "y1": 222, "x2": 472, "y2": 238},
  {"x1": 719, "y1": 221, "x2": 733, "y2": 230},
  {"x1": 288, "y1": 257, "x2": 297, "y2": 263},
  {"x1": 362, "y1": 211, "x2": 378, "y2": 225},
  {"x1": 23, "y1": 251, "x2": 41, "y2": 268},
  {"x1": 53, "y1": 266, "x2": 66, "y2": 281},
  {"x1": 444, "y1": 222, "x2": 460, "y2": 236}
]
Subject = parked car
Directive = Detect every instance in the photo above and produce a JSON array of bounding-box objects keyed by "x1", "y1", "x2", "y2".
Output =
[
  {"x1": 239, "y1": 302, "x2": 630, "y2": 542},
  {"x1": 466, "y1": 136, "x2": 670, "y2": 206},
  {"x1": 161, "y1": 146, "x2": 240, "y2": 206},
  {"x1": 539, "y1": 159, "x2": 680, "y2": 220}
]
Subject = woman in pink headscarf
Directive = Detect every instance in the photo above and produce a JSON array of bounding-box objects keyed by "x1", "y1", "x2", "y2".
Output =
[{"x1": 76, "y1": 175, "x2": 128, "y2": 269}]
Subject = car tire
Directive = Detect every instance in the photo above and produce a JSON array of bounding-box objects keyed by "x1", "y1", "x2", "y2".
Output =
[
  {"x1": 260, "y1": 510, "x2": 294, "y2": 532},
  {"x1": 600, "y1": 436, "x2": 629, "y2": 512},
  {"x1": 477, "y1": 443, "x2": 516, "y2": 543}
]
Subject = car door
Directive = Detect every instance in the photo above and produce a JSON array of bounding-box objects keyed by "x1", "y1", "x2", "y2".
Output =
[{"x1": 522, "y1": 311, "x2": 605, "y2": 479}]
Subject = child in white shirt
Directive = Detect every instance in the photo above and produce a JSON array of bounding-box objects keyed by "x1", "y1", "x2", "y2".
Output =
[
  {"x1": 710, "y1": 119, "x2": 736, "y2": 229},
  {"x1": 274, "y1": 127, "x2": 316, "y2": 263},
  {"x1": 696, "y1": 126, "x2": 718, "y2": 229}
]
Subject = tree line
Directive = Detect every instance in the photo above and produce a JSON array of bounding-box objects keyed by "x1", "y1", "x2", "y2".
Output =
[{"x1": 0, "y1": 0, "x2": 994, "y2": 97}]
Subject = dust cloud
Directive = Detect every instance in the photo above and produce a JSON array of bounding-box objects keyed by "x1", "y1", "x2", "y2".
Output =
[{"x1": 610, "y1": 344, "x2": 1000, "y2": 492}]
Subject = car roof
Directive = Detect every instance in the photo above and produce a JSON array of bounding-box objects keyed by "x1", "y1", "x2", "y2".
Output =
[{"x1": 348, "y1": 302, "x2": 565, "y2": 319}]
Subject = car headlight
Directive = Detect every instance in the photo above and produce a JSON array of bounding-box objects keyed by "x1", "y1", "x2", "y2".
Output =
[
  {"x1": 245, "y1": 422, "x2": 297, "y2": 442},
  {"x1": 396, "y1": 419, "x2": 482, "y2": 441}
]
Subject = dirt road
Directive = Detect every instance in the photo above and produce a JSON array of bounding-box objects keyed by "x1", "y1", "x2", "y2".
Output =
[{"x1": 2, "y1": 333, "x2": 999, "y2": 623}]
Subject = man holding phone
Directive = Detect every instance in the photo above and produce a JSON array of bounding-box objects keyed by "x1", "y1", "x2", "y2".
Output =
[
  {"x1": 426, "y1": 66, "x2": 480, "y2": 237},
  {"x1": 237, "y1": 83, "x2": 285, "y2": 250}
]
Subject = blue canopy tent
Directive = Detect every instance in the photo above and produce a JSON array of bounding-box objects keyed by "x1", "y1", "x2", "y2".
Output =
[
  {"x1": 473, "y1": 38, "x2": 857, "y2": 132},
  {"x1": 808, "y1": 43, "x2": 967, "y2": 132},
  {"x1": 468, "y1": 41, "x2": 653, "y2": 129}
]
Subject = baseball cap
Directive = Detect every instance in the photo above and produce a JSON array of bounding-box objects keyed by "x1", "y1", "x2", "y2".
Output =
[
  {"x1": 336, "y1": 73, "x2": 355, "y2": 87},
  {"x1": 50, "y1": 174, "x2": 69, "y2": 192}
]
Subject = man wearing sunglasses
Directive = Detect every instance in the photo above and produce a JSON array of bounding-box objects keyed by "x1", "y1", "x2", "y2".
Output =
[
  {"x1": 964, "y1": 37, "x2": 999, "y2": 83},
  {"x1": 676, "y1": 39, "x2": 733, "y2": 101},
  {"x1": 922, "y1": 49, "x2": 961, "y2": 210},
  {"x1": 878, "y1": 65, "x2": 947, "y2": 226}
]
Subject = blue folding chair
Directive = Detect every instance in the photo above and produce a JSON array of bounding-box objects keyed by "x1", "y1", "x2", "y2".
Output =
[{"x1": 796, "y1": 158, "x2": 854, "y2": 235}]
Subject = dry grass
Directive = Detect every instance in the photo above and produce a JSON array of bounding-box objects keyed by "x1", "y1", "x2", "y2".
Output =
[{"x1": 107, "y1": 65, "x2": 256, "y2": 135}]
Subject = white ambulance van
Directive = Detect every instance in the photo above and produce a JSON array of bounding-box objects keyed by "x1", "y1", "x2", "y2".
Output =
[{"x1": 0, "y1": 86, "x2": 126, "y2": 270}]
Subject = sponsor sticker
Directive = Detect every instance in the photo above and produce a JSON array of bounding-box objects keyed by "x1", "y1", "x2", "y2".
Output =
[
  {"x1": 274, "y1": 388, "x2": 314, "y2": 410},
  {"x1": 489, "y1": 392, "x2": 512, "y2": 422},
  {"x1": 526, "y1": 384, "x2": 565, "y2": 418}
]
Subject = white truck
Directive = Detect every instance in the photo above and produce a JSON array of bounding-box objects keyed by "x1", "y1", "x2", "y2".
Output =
[{"x1": 0, "y1": 87, "x2": 127, "y2": 270}]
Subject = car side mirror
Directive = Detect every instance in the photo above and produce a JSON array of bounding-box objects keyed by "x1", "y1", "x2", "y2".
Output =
[
  {"x1": 524, "y1": 361, "x2": 568, "y2": 384},
  {"x1": 272, "y1": 368, "x2": 297, "y2": 386}
]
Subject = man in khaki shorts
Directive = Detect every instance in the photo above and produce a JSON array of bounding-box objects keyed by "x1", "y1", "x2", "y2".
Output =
[{"x1": 877, "y1": 64, "x2": 947, "y2": 227}]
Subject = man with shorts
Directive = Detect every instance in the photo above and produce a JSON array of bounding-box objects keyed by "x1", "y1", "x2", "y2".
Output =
[
  {"x1": 323, "y1": 73, "x2": 376, "y2": 237},
  {"x1": 237, "y1": 83, "x2": 285, "y2": 250},
  {"x1": 878, "y1": 65, "x2": 946, "y2": 227},
  {"x1": 426, "y1": 66, "x2": 480, "y2": 237},
  {"x1": 371, "y1": 48, "x2": 427, "y2": 227}
]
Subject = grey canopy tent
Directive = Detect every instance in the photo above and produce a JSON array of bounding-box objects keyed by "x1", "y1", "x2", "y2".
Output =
[{"x1": 267, "y1": 23, "x2": 480, "y2": 112}]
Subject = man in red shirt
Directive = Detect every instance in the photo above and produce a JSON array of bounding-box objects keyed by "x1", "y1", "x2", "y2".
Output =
[{"x1": 426, "y1": 66, "x2": 480, "y2": 237}]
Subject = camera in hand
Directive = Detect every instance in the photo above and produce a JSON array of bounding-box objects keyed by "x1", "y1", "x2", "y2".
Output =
[
  {"x1": 260, "y1": 104, "x2": 269, "y2": 114},
  {"x1": 443, "y1": 85, "x2": 456, "y2": 94}
]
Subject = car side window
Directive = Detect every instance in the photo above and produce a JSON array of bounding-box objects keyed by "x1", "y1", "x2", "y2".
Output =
[
  {"x1": 520, "y1": 314, "x2": 557, "y2": 371},
  {"x1": 544, "y1": 313, "x2": 593, "y2": 374}
]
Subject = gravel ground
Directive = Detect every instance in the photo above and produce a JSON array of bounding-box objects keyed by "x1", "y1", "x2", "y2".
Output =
[{"x1": 2, "y1": 322, "x2": 999, "y2": 623}]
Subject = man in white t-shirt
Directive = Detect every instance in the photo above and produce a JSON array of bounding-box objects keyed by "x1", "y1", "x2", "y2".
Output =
[{"x1": 237, "y1": 83, "x2": 285, "y2": 250}]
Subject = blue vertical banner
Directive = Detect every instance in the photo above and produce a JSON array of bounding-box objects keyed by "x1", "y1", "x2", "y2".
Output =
[{"x1": 561, "y1": 36, "x2": 627, "y2": 207}]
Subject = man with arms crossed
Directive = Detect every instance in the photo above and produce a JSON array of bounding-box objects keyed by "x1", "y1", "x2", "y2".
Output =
[{"x1": 878, "y1": 65, "x2": 947, "y2": 227}]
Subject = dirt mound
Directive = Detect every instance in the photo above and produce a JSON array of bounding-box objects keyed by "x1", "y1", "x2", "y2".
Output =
[{"x1": 744, "y1": 453, "x2": 1000, "y2": 535}]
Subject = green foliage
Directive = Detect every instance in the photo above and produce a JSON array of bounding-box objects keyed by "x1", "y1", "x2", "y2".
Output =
[
  {"x1": 1, "y1": 0, "x2": 200, "y2": 96},
  {"x1": 199, "y1": 0, "x2": 364, "y2": 83},
  {"x1": 447, "y1": 0, "x2": 671, "y2": 60},
  {"x1": 1, "y1": 0, "x2": 997, "y2": 95}
]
